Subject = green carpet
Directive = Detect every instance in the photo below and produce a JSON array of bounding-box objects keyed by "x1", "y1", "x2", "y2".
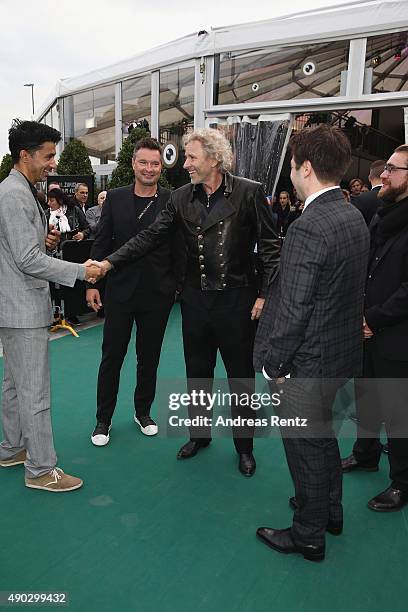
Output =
[{"x1": 1, "y1": 304, "x2": 407, "y2": 611}]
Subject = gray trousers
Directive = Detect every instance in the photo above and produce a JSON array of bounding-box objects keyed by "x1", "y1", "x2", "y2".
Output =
[{"x1": 0, "y1": 327, "x2": 57, "y2": 478}]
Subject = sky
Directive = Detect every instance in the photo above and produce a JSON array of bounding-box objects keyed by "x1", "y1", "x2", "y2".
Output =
[{"x1": 0, "y1": 0, "x2": 359, "y2": 158}]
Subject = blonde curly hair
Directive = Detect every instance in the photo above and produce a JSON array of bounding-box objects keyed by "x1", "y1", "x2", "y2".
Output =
[{"x1": 183, "y1": 128, "x2": 233, "y2": 173}]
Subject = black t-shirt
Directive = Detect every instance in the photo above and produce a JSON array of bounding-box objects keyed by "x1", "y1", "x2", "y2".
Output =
[
  {"x1": 195, "y1": 181, "x2": 225, "y2": 214},
  {"x1": 133, "y1": 193, "x2": 158, "y2": 230}
]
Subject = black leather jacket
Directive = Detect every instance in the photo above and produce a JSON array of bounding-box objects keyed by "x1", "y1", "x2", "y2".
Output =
[{"x1": 107, "y1": 172, "x2": 280, "y2": 296}]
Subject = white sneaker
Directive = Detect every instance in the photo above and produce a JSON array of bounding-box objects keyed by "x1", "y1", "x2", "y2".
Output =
[
  {"x1": 134, "y1": 415, "x2": 158, "y2": 436},
  {"x1": 91, "y1": 422, "x2": 112, "y2": 446}
]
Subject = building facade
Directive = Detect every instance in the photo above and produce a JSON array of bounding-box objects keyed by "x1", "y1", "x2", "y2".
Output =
[{"x1": 37, "y1": 1, "x2": 408, "y2": 191}]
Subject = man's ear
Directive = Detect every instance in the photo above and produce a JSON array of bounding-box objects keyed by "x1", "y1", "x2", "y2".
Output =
[
  {"x1": 303, "y1": 160, "x2": 312, "y2": 178},
  {"x1": 20, "y1": 149, "x2": 30, "y2": 164}
]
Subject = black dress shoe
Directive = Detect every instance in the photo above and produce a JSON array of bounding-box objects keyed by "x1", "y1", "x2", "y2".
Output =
[
  {"x1": 289, "y1": 497, "x2": 343, "y2": 535},
  {"x1": 177, "y1": 440, "x2": 210, "y2": 459},
  {"x1": 256, "y1": 527, "x2": 325, "y2": 562},
  {"x1": 341, "y1": 454, "x2": 379, "y2": 473},
  {"x1": 368, "y1": 486, "x2": 408, "y2": 512},
  {"x1": 239, "y1": 453, "x2": 256, "y2": 477}
]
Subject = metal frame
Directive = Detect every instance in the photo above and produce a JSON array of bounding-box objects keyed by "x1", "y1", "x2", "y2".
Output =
[
  {"x1": 150, "y1": 71, "x2": 160, "y2": 139},
  {"x1": 114, "y1": 83, "x2": 122, "y2": 156}
]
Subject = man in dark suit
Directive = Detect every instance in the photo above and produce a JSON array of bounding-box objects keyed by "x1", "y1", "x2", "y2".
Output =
[
  {"x1": 342, "y1": 145, "x2": 408, "y2": 512},
  {"x1": 352, "y1": 159, "x2": 385, "y2": 226},
  {"x1": 87, "y1": 138, "x2": 176, "y2": 446},
  {"x1": 96, "y1": 128, "x2": 280, "y2": 476},
  {"x1": 254, "y1": 125, "x2": 370, "y2": 561},
  {"x1": 72, "y1": 183, "x2": 90, "y2": 214}
]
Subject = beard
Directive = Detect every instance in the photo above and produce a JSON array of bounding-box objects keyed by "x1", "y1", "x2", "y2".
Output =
[{"x1": 379, "y1": 179, "x2": 408, "y2": 203}]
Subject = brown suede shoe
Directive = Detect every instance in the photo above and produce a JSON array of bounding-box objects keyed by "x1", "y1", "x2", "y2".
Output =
[
  {"x1": 0, "y1": 449, "x2": 26, "y2": 467},
  {"x1": 25, "y1": 467, "x2": 83, "y2": 492}
]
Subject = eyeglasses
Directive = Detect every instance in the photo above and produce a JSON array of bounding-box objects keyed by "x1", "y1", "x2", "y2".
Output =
[{"x1": 383, "y1": 163, "x2": 408, "y2": 174}]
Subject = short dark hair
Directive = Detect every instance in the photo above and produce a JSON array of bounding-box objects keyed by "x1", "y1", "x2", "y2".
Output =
[
  {"x1": 133, "y1": 137, "x2": 162, "y2": 158},
  {"x1": 395, "y1": 144, "x2": 408, "y2": 165},
  {"x1": 290, "y1": 124, "x2": 351, "y2": 184},
  {"x1": 9, "y1": 119, "x2": 61, "y2": 164},
  {"x1": 48, "y1": 188, "x2": 69, "y2": 207},
  {"x1": 369, "y1": 160, "x2": 386, "y2": 180}
]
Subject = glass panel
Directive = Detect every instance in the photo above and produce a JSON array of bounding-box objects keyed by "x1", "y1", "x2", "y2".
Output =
[
  {"x1": 122, "y1": 74, "x2": 151, "y2": 136},
  {"x1": 72, "y1": 84, "x2": 116, "y2": 162},
  {"x1": 159, "y1": 64, "x2": 195, "y2": 188},
  {"x1": 365, "y1": 31, "x2": 408, "y2": 93},
  {"x1": 214, "y1": 40, "x2": 350, "y2": 104}
]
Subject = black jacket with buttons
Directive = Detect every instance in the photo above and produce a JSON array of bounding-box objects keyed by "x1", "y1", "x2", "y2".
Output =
[{"x1": 107, "y1": 172, "x2": 280, "y2": 296}]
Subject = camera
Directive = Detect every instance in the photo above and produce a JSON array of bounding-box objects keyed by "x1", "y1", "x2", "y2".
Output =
[{"x1": 302, "y1": 60, "x2": 316, "y2": 76}]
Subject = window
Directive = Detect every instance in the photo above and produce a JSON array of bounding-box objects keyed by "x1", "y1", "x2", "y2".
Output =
[
  {"x1": 365, "y1": 31, "x2": 408, "y2": 94},
  {"x1": 122, "y1": 75, "x2": 151, "y2": 137},
  {"x1": 72, "y1": 84, "x2": 116, "y2": 162},
  {"x1": 159, "y1": 64, "x2": 195, "y2": 187},
  {"x1": 214, "y1": 40, "x2": 350, "y2": 104}
]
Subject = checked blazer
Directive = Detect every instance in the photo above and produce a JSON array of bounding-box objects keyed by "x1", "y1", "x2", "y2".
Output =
[{"x1": 254, "y1": 188, "x2": 370, "y2": 379}]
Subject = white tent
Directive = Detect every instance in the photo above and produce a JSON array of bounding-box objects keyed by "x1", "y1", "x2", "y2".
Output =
[{"x1": 37, "y1": 0, "x2": 408, "y2": 118}]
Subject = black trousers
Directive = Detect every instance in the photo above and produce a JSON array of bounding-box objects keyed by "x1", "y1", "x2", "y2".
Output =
[
  {"x1": 96, "y1": 293, "x2": 174, "y2": 424},
  {"x1": 275, "y1": 378, "x2": 342, "y2": 546},
  {"x1": 353, "y1": 337, "x2": 408, "y2": 490},
  {"x1": 180, "y1": 286, "x2": 257, "y2": 454}
]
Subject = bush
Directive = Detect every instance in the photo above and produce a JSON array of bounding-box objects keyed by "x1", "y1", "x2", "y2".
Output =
[
  {"x1": 0, "y1": 154, "x2": 13, "y2": 183},
  {"x1": 57, "y1": 139, "x2": 94, "y2": 176}
]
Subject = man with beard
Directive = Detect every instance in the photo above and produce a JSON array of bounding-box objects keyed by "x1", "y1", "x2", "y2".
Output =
[{"x1": 342, "y1": 145, "x2": 408, "y2": 512}]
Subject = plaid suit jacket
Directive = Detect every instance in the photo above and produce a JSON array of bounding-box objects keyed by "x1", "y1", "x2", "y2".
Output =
[{"x1": 254, "y1": 188, "x2": 370, "y2": 378}]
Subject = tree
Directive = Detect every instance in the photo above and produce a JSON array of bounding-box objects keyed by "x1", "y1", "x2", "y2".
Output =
[
  {"x1": 0, "y1": 153, "x2": 13, "y2": 183},
  {"x1": 109, "y1": 127, "x2": 172, "y2": 190},
  {"x1": 57, "y1": 138, "x2": 93, "y2": 176}
]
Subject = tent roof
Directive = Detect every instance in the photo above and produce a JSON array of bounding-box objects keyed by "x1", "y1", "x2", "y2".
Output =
[{"x1": 37, "y1": 0, "x2": 408, "y2": 117}]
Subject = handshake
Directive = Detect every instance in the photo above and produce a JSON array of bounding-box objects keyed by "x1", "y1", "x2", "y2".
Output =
[{"x1": 83, "y1": 259, "x2": 112, "y2": 284}]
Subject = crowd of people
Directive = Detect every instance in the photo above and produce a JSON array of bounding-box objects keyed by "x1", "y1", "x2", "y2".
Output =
[
  {"x1": 1, "y1": 119, "x2": 408, "y2": 564},
  {"x1": 271, "y1": 161, "x2": 384, "y2": 241}
]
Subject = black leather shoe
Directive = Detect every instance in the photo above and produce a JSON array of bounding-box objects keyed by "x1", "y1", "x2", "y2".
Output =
[
  {"x1": 256, "y1": 527, "x2": 325, "y2": 562},
  {"x1": 177, "y1": 440, "x2": 210, "y2": 459},
  {"x1": 341, "y1": 454, "x2": 379, "y2": 473},
  {"x1": 289, "y1": 497, "x2": 343, "y2": 535},
  {"x1": 368, "y1": 486, "x2": 408, "y2": 512},
  {"x1": 239, "y1": 453, "x2": 256, "y2": 477}
]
